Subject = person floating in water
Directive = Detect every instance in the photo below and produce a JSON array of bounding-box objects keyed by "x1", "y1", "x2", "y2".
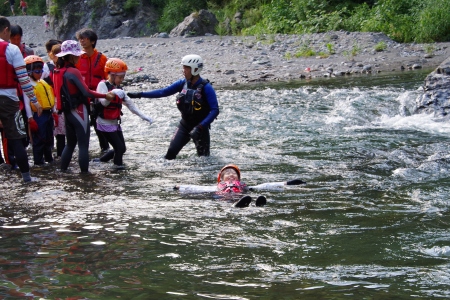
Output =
[{"x1": 174, "y1": 164, "x2": 306, "y2": 207}]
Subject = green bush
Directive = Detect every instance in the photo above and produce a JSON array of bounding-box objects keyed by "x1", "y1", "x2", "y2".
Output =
[
  {"x1": 374, "y1": 41, "x2": 387, "y2": 52},
  {"x1": 295, "y1": 43, "x2": 316, "y2": 57},
  {"x1": 0, "y1": 0, "x2": 47, "y2": 16},
  {"x1": 326, "y1": 43, "x2": 335, "y2": 55},
  {"x1": 5, "y1": 0, "x2": 449, "y2": 43},
  {"x1": 124, "y1": 0, "x2": 140, "y2": 13},
  {"x1": 414, "y1": 0, "x2": 450, "y2": 42},
  {"x1": 239, "y1": 0, "x2": 450, "y2": 42}
]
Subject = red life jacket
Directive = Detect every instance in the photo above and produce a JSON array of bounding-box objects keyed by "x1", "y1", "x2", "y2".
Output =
[
  {"x1": 53, "y1": 65, "x2": 88, "y2": 112},
  {"x1": 52, "y1": 66, "x2": 66, "y2": 111},
  {"x1": 217, "y1": 180, "x2": 247, "y2": 194},
  {"x1": 0, "y1": 41, "x2": 18, "y2": 89},
  {"x1": 77, "y1": 51, "x2": 105, "y2": 90},
  {"x1": 96, "y1": 81, "x2": 122, "y2": 120}
]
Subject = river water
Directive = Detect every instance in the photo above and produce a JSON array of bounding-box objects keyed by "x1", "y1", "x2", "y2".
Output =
[{"x1": 1, "y1": 70, "x2": 450, "y2": 299}]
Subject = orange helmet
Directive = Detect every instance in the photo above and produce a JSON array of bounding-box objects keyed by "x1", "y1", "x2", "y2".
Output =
[
  {"x1": 217, "y1": 164, "x2": 241, "y2": 183},
  {"x1": 24, "y1": 55, "x2": 44, "y2": 65},
  {"x1": 104, "y1": 58, "x2": 128, "y2": 75}
]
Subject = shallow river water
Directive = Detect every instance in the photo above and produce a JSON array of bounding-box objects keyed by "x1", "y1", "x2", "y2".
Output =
[{"x1": 1, "y1": 70, "x2": 450, "y2": 299}]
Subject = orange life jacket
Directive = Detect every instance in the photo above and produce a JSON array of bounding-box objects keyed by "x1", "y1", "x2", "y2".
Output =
[{"x1": 77, "y1": 50, "x2": 106, "y2": 90}]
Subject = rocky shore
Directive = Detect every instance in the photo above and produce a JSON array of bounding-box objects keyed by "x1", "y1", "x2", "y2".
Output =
[{"x1": 9, "y1": 16, "x2": 450, "y2": 90}]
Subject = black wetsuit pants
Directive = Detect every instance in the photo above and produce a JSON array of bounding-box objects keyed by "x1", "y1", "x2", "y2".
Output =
[
  {"x1": 165, "y1": 119, "x2": 210, "y2": 160},
  {"x1": 98, "y1": 129, "x2": 126, "y2": 166},
  {"x1": 91, "y1": 115, "x2": 110, "y2": 151},
  {"x1": 61, "y1": 105, "x2": 90, "y2": 173}
]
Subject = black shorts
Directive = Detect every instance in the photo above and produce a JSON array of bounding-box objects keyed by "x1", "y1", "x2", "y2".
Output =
[{"x1": 0, "y1": 96, "x2": 27, "y2": 140}]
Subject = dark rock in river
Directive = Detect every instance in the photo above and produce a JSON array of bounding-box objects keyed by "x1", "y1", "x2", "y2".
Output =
[{"x1": 416, "y1": 56, "x2": 450, "y2": 116}]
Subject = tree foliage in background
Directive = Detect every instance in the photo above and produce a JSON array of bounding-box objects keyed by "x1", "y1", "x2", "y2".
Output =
[
  {"x1": 0, "y1": 0, "x2": 47, "y2": 16},
  {"x1": 211, "y1": 0, "x2": 450, "y2": 42},
  {"x1": 1, "y1": 0, "x2": 448, "y2": 43}
]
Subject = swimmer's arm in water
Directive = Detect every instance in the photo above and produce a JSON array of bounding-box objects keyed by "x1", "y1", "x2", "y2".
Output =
[
  {"x1": 248, "y1": 179, "x2": 306, "y2": 191},
  {"x1": 174, "y1": 185, "x2": 217, "y2": 193},
  {"x1": 174, "y1": 179, "x2": 305, "y2": 193}
]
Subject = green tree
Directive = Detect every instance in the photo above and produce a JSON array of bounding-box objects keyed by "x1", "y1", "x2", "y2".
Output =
[{"x1": 414, "y1": 0, "x2": 450, "y2": 42}]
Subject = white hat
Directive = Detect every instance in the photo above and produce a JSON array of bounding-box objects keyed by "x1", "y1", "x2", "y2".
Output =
[{"x1": 56, "y1": 40, "x2": 85, "y2": 57}]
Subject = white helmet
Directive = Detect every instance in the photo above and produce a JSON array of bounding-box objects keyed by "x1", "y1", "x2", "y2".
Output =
[{"x1": 181, "y1": 54, "x2": 203, "y2": 76}]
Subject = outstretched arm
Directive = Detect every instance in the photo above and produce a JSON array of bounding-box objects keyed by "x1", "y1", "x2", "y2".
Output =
[
  {"x1": 127, "y1": 79, "x2": 185, "y2": 99},
  {"x1": 174, "y1": 185, "x2": 217, "y2": 193},
  {"x1": 122, "y1": 94, "x2": 153, "y2": 124},
  {"x1": 248, "y1": 179, "x2": 306, "y2": 191}
]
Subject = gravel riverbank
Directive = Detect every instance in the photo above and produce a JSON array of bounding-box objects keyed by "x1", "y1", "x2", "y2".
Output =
[{"x1": 9, "y1": 15, "x2": 450, "y2": 89}]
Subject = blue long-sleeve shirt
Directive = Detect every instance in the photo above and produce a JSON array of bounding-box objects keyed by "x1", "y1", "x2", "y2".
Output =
[{"x1": 141, "y1": 77, "x2": 219, "y2": 127}]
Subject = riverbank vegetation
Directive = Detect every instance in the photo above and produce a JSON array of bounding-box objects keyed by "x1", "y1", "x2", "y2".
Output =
[
  {"x1": 158, "y1": 0, "x2": 449, "y2": 43},
  {"x1": 3, "y1": 0, "x2": 448, "y2": 43}
]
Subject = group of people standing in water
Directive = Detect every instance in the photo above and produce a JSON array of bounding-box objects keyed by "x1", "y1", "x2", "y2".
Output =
[
  {"x1": 0, "y1": 15, "x2": 220, "y2": 180},
  {"x1": 0, "y1": 15, "x2": 303, "y2": 207}
]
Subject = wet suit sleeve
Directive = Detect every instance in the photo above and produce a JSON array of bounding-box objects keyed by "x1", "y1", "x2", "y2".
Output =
[
  {"x1": 176, "y1": 185, "x2": 217, "y2": 193},
  {"x1": 140, "y1": 79, "x2": 184, "y2": 98},
  {"x1": 248, "y1": 182, "x2": 286, "y2": 191},
  {"x1": 65, "y1": 68, "x2": 107, "y2": 99},
  {"x1": 199, "y1": 83, "x2": 219, "y2": 127},
  {"x1": 249, "y1": 179, "x2": 306, "y2": 191},
  {"x1": 123, "y1": 96, "x2": 152, "y2": 122}
]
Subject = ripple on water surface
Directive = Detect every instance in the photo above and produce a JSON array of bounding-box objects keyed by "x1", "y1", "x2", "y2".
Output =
[{"x1": 1, "y1": 72, "x2": 450, "y2": 298}]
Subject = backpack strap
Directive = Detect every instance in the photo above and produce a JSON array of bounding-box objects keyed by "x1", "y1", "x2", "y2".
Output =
[{"x1": 94, "y1": 52, "x2": 102, "y2": 68}]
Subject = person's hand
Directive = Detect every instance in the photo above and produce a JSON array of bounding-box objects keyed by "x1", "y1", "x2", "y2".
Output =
[
  {"x1": 142, "y1": 115, "x2": 153, "y2": 124},
  {"x1": 189, "y1": 125, "x2": 203, "y2": 140},
  {"x1": 105, "y1": 92, "x2": 116, "y2": 101},
  {"x1": 52, "y1": 113, "x2": 59, "y2": 127},
  {"x1": 111, "y1": 89, "x2": 125, "y2": 99},
  {"x1": 33, "y1": 102, "x2": 43, "y2": 116},
  {"x1": 28, "y1": 118, "x2": 38, "y2": 132},
  {"x1": 127, "y1": 92, "x2": 142, "y2": 99}
]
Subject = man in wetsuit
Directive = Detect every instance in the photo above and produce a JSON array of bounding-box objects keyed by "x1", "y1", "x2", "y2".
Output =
[{"x1": 127, "y1": 54, "x2": 220, "y2": 160}]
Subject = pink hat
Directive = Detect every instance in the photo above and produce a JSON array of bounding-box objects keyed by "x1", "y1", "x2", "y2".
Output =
[{"x1": 56, "y1": 40, "x2": 85, "y2": 57}]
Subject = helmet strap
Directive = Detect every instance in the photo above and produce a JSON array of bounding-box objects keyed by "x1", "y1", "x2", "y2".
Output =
[{"x1": 189, "y1": 74, "x2": 200, "y2": 85}]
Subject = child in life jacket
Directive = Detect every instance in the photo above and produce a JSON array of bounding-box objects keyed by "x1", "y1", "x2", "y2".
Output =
[
  {"x1": 174, "y1": 164, "x2": 306, "y2": 207},
  {"x1": 94, "y1": 58, "x2": 153, "y2": 169},
  {"x1": 23, "y1": 55, "x2": 57, "y2": 165}
]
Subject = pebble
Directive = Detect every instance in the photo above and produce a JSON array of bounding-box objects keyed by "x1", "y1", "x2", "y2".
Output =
[{"x1": 10, "y1": 15, "x2": 450, "y2": 88}]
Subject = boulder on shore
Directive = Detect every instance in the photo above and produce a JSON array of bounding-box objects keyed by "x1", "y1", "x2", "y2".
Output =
[
  {"x1": 170, "y1": 10, "x2": 218, "y2": 37},
  {"x1": 415, "y1": 57, "x2": 450, "y2": 116}
]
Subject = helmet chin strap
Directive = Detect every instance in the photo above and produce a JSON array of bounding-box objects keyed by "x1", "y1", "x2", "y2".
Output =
[{"x1": 189, "y1": 71, "x2": 200, "y2": 83}]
